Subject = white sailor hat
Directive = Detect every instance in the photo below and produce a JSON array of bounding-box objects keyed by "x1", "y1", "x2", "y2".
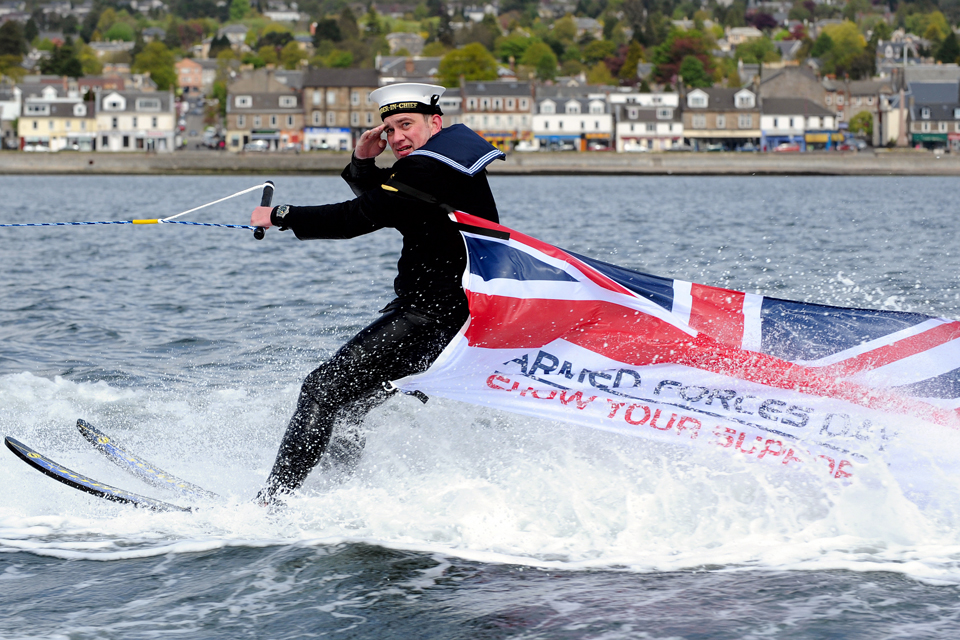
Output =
[{"x1": 370, "y1": 82, "x2": 445, "y2": 121}]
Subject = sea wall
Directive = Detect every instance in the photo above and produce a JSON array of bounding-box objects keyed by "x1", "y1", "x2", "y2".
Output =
[{"x1": 0, "y1": 149, "x2": 956, "y2": 176}]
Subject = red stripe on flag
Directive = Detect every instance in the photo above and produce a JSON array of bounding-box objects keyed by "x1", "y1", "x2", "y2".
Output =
[
  {"x1": 688, "y1": 284, "x2": 745, "y2": 348},
  {"x1": 815, "y1": 320, "x2": 960, "y2": 377}
]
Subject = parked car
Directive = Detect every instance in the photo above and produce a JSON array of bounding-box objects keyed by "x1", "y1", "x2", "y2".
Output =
[
  {"x1": 622, "y1": 141, "x2": 648, "y2": 152},
  {"x1": 774, "y1": 142, "x2": 801, "y2": 152},
  {"x1": 838, "y1": 139, "x2": 868, "y2": 152},
  {"x1": 514, "y1": 140, "x2": 538, "y2": 152},
  {"x1": 705, "y1": 142, "x2": 725, "y2": 152},
  {"x1": 587, "y1": 141, "x2": 611, "y2": 151},
  {"x1": 243, "y1": 140, "x2": 269, "y2": 152},
  {"x1": 739, "y1": 142, "x2": 758, "y2": 152}
]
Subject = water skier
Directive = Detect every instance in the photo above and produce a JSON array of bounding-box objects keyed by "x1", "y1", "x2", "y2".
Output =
[{"x1": 250, "y1": 83, "x2": 505, "y2": 504}]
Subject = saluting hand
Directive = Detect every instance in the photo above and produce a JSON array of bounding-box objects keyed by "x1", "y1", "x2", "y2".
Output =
[{"x1": 355, "y1": 124, "x2": 387, "y2": 160}]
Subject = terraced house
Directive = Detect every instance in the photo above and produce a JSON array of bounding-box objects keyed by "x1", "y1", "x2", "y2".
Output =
[
  {"x1": 96, "y1": 90, "x2": 176, "y2": 152},
  {"x1": 682, "y1": 86, "x2": 761, "y2": 151},
  {"x1": 301, "y1": 68, "x2": 379, "y2": 151},
  {"x1": 18, "y1": 99, "x2": 95, "y2": 151},
  {"x1": 226, "y1": 69, "x2": 303, "y2": 152}
]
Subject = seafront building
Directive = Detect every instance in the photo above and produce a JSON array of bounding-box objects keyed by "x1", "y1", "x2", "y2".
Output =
[
  {"x1": 225, "y1": 68, "x2": 303, "y2": 152},
  {"x1": 95, "y1": 90, "x2": 177, "y2": 152}
]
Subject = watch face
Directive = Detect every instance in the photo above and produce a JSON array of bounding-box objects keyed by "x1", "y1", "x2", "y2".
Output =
[{"x1": 276, "y1": 205, "x2": 290, "y2": 218}]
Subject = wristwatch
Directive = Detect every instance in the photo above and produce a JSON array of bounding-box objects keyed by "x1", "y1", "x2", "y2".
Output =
[{"x1": 271, "y1": 204, "x2": 291, "y2": 229}]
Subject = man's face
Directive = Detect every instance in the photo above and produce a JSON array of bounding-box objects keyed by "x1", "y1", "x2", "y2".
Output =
[{"x1": 382, "y1": 113, "x2": 442, "y2": 159}]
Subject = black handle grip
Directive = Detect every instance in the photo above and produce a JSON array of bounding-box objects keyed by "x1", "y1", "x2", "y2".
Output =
[{"x1": 254, "y1": 180, "x2": 275, "y2": 240}]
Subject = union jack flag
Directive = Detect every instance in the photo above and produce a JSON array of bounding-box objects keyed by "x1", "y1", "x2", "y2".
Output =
[{"x1": 397, "y1": 212, "x2": 960, "y2": 481}]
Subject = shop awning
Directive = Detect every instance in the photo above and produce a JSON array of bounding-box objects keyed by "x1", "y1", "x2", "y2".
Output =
[
  {"x1": 912, "y1": 133, "x2": 948, "y2": 142},
  {"x1": 804, "y1": 132, "x2": 844, "y2": 143}
]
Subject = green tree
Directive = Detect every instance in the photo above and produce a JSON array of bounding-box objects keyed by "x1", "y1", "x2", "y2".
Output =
[
  {"x1": 228, "y1": 0, "x2": 249, "y2": 22},
  {"x1": 651, "y1": 27, "x2": 714, "y2": 84},
  {"x1": 280, "y1": 41, "x2": 305, "y2": 68},
  {"x1": 583, "y1": 38, "x2": 616, "y2": 64},
  {"x1": 104, "y1": 22, "x2": 134, "y2": 41},
  {"x1": 437, "y1": 42, "x2": 498, "y2": 86},
  {"x1": 586, "y1": 60, "x2": 615, "y2": 83},
  {"x1": 312, "y1": 18, "x2": 341, "y2": 46},
  {"x1": 257, "y1": 44, "x2": 278, "y2": 64},
  {"x1": 0, "y1": 54, "x2": 26, "y2": 81},
  {"x1": 848, "y1": 110, "x2": 873, "y2": 137},
  {"x1": 810, "y1": 32, "x2": 833, "y2": 58},
  {"x1": 618, "y1": 40, "x2": 643, "y2": 82},
  {"x1": 520, "y1": 40, "x2": 557, "y2": 80},
  {"x1": 23, "y1": 18, "x2": 38, "y2": 44},
  {"x1": 678, "y1": 54, "x2": 710, "y2": 87},
  {"x1": 132, "y1": 41, "x2": 177, "y2": 90},
  {"x1": 39, "y1": 38, "x2": 83, "y2": 77},
  {"x1": 552, "y1": 14, "x2": 577, "y2": 44},
  {"x1": 0, "y1": 20, "x2": 27, "y2": 56},
  {"x1": 734, "y1": 36, "x2": 780, "y2": 63},
  {"x1": 494, "y1": 32, "x2": 534, "y2": 61},
  {"x1": 77, "y1": 42, "x2": 103, "y2": 74},
  {"x1": 937, "y1": 30, "x2": 960, "y2": 63},
  {"x1": 338, "y1": 7, "x2": 359, "y2": 41}
]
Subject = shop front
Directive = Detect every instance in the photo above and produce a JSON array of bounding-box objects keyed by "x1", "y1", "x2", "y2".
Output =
[
  {"x1": 303, "y1": 127, "x2": 351, "y2": 151},
  {"x1": 583, "y1": 132, "x2": 612, "y2": 151},
  {"x1": 535, "y1": 134, "x2": 580, "y2": 152},
  {"x1": 803, "y1": 131, "x2": 844, "y2": 151},
  {"x1": 949, "y1": 132, "x2": 960, "y2": 152},
  {"x1": 912, "y1": 132, "x2": 948, "y2": 149},
  {"x1": 252, "y1": 129, "x2": 281, "y2": 150},
  {"x1": 477, "y1": 131, "x2": 516, "y2": 152}
]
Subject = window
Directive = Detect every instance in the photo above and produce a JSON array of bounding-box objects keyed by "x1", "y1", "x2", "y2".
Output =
[
  {"x1": 32, "y1": 120, "x2": 37, "y2": 129},
  {"x1": 940, "y1": 122, "x2": 948, "y2": 132},
  {"x1": 366, "y1": 112, "x2": 373, "y2": 125},
  {"x1": 136, "y1": 98, "x2": 161, "y2": 111},
  {"x1": 922, "y1": 107, "x2": 931, "y2": 119},
  {"x1": 788, "y1": 118, "x2": 795, "y2": 128},
  {"x1": 122, "y1": 135, "x2": 129, "y2": 148},
  {"x1": 544, "y1": 120, "x2": 549, "y2": 129},
  {"x1": 366, "y1": 93, "x2": 373, "y2": 104},
  {"x1": 238, "y1": 115, "x2": 245, "y2": 127},
  {"x1": 836, "y1": 95, "x2": 844, "y2": 105},
  {"x1": 955, "y1": 108, "x2": 960, "y2": 119},
  {"x1": 716, "y1": 114, "x2": 726, "y2": 128},
  {"x1": 520, "y1": 99, "x2": 528, "y2": 110},
  {"x1": 132, "y1": 117, "x2": 137, "y2": 128},
  {"x1": 235, "y1": 95, "x2": 252, "y2": 108},
  {"x1": 287, "y1": 115, "x2": 294, "y2": 127},
  {"x1": 255, "y1": 117, "x2": 265, "y2": 129},
  {"x1": 825, "y1": 94, "x2": 833, "y2": 105},
  {"x1": 270, "y1": 115, "x2": 277, "y2": 127},
  {"x1": 481, "y1": 98, "x2": 489, "y2": 109},
  {"x1": 853, "y1": 96, "x2": 861, "y2": 106},
  {"x1": 591, "y1": 102, "x2": 604, "y2": 114},
  {"x1": 922, "y1": 121, "x2": 930, "y2": 132},
  {"x1": 25, "y1": 104, "x2": 49, "y2": 115},
  {"x1": 493, "y1": 98, "x2": 502, "y2": 110},
  {"x1": 327, "y1": 91, "x2": 336, "y2": 105},
  {"x1": 692, "y1": 114, "x2": 706, "y2": 128},
  {"x1": 351, "y1": 112, "x2": 359, "y2": 126},
  {"x1": 657, "y1": 108, "x2": 671, "y2": 119},
  {"x1": 351, "y1": 91, "x2": 359, "y2": 105},
  {"x1": 111, "y1": 117, "x2": 118, "y2": 129},
  {"x1": 956, "y1": 122, "x2": 960, "y2": 132},
  {"x1": 565, "y1": 102, "x2": 580, "y2": 114},
  {"x1": 102, "y1": 135, "x2": 108, "y2": 147},
  {"x1": 313, "y1": 111, "x2": 321, "y2": 125},
  {"x1": 541, "y1": 102, "x2": 555, "y2": 114},
  {"x1": 48, "y1": 120, "x2": 53, "y2": 130},
  {"x1": 738, "y1": 114, "x2": 752, "y2": 128},
  {"x1": 507, "y1": 99, "x2": 514, "y2": 109},
  {"x1": 279, "y1": 96, "x2": 297, "y2": 108},
  {"x1": 773, "y1": 117, "x2": 779, "y2": 128},
  {"x1": 313, "y1": 90, "x2": 321, "y2": 106},
  {"x1": 629, "y1": 108, "x2": 638, "y2": 119},
  {"x1": 735, "y1": 93, "x2": 754, "y2": 108},
  {"x1": 646, "y1": 123, "x2": 655, "y2": 132},
  {"x1": 152, "y1": 117, "x2": 157, "y2": 128},
  {"x1": 468, "y1": 98, "x2": 476, "y2": 109},
  {"x1": 629, "y1": 124, "x2": 634, "y2": 132},
  {"x1": 326, "y1": 111, "x2": 335, "y2": 125},
  {"x1": 595, "y1": 120, "x2": 600, "y2": 130},
  {"x1": 689, "y1": 94, "x2": 706, "y2": 108},
  {"x1": 558, "y1": 120, "x2": 562, "y2": 129},
  {"x1": 80, "y1": 121, "x2": 86, "y2": 130},
  {"x1": 867, "y1": 96, "x2": 874, "y2": 105}
]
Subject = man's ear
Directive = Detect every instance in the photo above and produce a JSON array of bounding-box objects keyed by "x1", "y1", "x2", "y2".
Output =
[{"x1": 430, "y1": 114, "x2": 443, "y2": 135}]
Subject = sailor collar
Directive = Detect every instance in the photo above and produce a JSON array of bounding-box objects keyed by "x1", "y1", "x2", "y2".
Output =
[{"x1": 408, "y1": 124, "x2": 506, "y2": 176}]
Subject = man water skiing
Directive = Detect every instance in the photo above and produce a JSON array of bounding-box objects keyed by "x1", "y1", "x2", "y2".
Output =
[{"x1": 250, "y1": 83, "x2": 505, "y2": 504}]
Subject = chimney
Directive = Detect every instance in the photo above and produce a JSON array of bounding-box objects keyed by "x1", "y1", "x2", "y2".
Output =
[{"x1": 405, "y1": 57, "x2": 415, "y2": 75}]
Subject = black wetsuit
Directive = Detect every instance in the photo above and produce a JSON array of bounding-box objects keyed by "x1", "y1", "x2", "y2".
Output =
[{"x1": 259, "y1": 126, "x2": 501, "y2": 501}]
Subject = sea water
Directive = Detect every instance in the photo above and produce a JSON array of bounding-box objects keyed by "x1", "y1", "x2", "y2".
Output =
[{"x1": 2, "y1": 174, "x2": 960, "y2": 639}]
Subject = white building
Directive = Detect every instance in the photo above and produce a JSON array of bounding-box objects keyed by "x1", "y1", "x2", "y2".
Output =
[
  {"x1": 760, "y1": 97, "x2": 838, "y2": 151},
  {"x1": 96, "y1": 90, "x2": 176, "y2": 152},
  {"x1": 607, "y1": 90, "x2": 679, "y2": 108},
  {"x1": 615, "y1": 104, "x2": 683, "y2": 151},
  {"x1": 532, "y1": 95, "x2": 613, "y2": 151}
]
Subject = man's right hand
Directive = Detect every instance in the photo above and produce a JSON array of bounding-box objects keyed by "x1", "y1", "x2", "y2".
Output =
[
  {"x1": 354, "y1": 124, "x2": 386, "y2": 160},
  {"x1": 251, "y1": 206, "x2": 273, "y2": 228}
]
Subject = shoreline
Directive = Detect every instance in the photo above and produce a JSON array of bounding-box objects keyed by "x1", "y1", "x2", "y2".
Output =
[{"x1": 0, "y1": 148, "x2": 954, "y2": 175}]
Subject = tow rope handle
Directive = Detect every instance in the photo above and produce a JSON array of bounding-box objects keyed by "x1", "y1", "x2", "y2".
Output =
[{"x1": 253, "y1": 181, "x2": 274, "y2": 240}]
